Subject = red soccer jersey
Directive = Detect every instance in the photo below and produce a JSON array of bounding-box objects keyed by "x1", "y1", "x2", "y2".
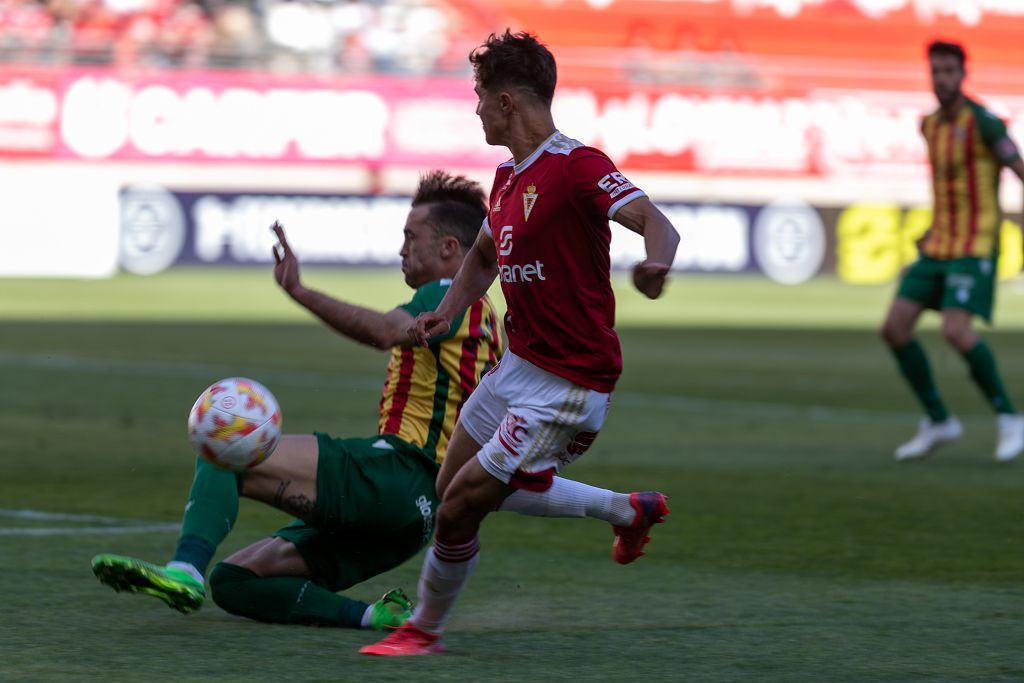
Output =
[{"x1": 483, "y1": 131, "x2": 646, "y2": 392}]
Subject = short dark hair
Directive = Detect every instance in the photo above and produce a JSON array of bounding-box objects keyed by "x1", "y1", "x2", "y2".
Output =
[
  {"x1": 411, "y1": 170, "x2": 486, "y2": 252},
  {"x1": 928, "y1": 40, "x2": 966, "y2": 68},
  {"x1": 469, "y1": 29, "x2": 557, "y2": 106}
]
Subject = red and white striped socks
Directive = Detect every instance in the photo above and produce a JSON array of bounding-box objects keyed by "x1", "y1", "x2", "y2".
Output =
[{"x1": 410, "y1": 535, "x2": 481, "y2": 634}]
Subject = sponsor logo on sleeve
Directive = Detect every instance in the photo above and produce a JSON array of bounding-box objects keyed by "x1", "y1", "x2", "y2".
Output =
[{"x1": 597, "y1": 172, "x2": 636, "y2": 199}]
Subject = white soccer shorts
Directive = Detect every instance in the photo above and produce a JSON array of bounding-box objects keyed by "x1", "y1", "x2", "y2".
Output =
[{"x1": 459, "y1": 351, "x2": 611, "y2": 491}]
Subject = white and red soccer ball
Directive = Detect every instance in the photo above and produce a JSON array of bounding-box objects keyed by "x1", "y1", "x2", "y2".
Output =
[{"x1": 187, "y1": 377, "x2": 282, "y2": 471}]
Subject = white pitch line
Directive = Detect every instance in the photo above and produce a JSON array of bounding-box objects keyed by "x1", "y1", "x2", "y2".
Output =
[
  {"x1": 0, "y1": 509, "x2": 180, "y2": 537},
  {"x1": 0, "y1": 524, "x2": 180, "y2": 537},
  {"x1": 0, "y1": 508, "x2": 138, "y2": 523}
]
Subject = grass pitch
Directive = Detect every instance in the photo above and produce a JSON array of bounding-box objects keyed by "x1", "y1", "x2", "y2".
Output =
[{"x1": 0, "y1": 270, "x2": 1022, "y2": 681}]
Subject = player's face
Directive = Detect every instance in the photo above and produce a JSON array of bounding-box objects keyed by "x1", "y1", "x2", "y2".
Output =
[
  {"x1": 930, "y1": 54, "x2": 964, "y2": 107},
  {"x1": 399, "y1": 204, "x2": 442, "y2": 288},
  {"x1": 474, "y1": 81, "x2": 507, "y2": 146}
]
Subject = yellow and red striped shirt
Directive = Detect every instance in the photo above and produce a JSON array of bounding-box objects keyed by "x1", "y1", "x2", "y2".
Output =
[
  {"x1": 920, "y1": 98, "x2": 1015, "y2": 259},
  {"x1": 378, "y1": 279, "x2": 504, "y2": 463}
]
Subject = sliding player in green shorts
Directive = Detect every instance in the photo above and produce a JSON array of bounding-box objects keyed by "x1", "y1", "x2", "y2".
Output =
[
  {"x1": 881, "y1": 41, "x2": 1024, "y2": 462},
  {"x1": 93, "y1": 171, "x2": 665, "y2": 630}
]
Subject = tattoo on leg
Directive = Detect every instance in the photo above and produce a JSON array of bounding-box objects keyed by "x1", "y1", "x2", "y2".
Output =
[
  {"x1": 273, "y1": 480, "x2": 291, "y2": 509},
  {"x1": 273, "y1": 480, "x2": 315, "y2": 518}
]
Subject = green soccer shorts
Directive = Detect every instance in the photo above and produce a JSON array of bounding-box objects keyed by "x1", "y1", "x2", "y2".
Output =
[
  {"x1": 273, "y1": 433, "x2": 439, "y2": 592},
  {"x1": 896, "y1": 255, "x2": 997, "y2": 322}
]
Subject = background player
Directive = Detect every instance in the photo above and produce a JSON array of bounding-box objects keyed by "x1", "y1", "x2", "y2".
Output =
[
  {"x1": 93, "y1": 170, "x2": 653, "y2": 629},
  {"x1": 880, "y1": 40, "x2": 1024, "y2": 462},
  {"x1": 363, "y1": 30, "x2": 680, "y2": 656}
]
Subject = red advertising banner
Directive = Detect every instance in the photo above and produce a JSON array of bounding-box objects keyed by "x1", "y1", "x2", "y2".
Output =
[
  {"x1": 3, "y1": 65, "x2": 1023, "y2": 178},
  {"x1": 46, "y1": 69, "x2": 508, "y2": 167},
  {"x1": 0, "y1": 68, "x2": 60, "y2": 157}
]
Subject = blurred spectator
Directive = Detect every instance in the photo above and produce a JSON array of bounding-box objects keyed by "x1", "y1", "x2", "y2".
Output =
[
  {"x1": 70, "y1": 0, "x2": 119, "y2": 63},
  {"x1": 208, "y1": 2, "x2": 261, "y2": 68},
  {"x1": 116, "y1": 0, "x2": 216, "y2": 67},
  {"x1": 264, "y1": 0, "x2": 334, "y2": 71},
  {"x1": 0, "y1": 0, "x2": 454, "y2": 73},
  {"x1": 0, "y1": 0, "x2": 56, "y2": 61}
]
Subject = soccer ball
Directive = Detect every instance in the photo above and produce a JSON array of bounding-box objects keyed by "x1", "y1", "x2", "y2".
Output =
[{"x1": 187, "y1": 377, "x2": 282, "y2": 471}]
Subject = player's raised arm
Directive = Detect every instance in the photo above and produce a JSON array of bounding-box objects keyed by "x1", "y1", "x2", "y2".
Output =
[
  {"x1": 612, "y1": 196, "x2": 680, "y2": 299},
  {"x1": 409, "y1": 227, "x2": 498, "y2": 346},
  {"x1": 271, "y1": 222, "x2": 413, "y2": 350}
]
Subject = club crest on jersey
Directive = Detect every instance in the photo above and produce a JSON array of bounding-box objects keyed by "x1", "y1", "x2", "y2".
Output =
[{"x1": 523, "y1": 185, "x2": 538, "y2": 222}]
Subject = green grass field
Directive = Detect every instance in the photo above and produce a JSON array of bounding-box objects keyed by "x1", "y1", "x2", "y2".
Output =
[{"x1": 1, "y1": 269, "x2": 1022, "y2": 682}]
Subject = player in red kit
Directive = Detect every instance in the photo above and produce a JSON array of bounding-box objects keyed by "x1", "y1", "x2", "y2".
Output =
[{"x1": 361, "y1": 30, "x2": 680, "y2": 656}]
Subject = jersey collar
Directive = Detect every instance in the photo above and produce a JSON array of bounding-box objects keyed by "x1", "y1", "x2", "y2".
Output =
[{"x1": 512, "y1": 130, "x2": 562, "y2": 176}]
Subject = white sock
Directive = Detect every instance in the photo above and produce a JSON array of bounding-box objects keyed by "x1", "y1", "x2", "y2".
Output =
[
  {"x1": 410, "y1": 538, "x2": 480, "y2": 634},
  {"x1": 166, "y1": 561, "x2": 203, "y2": 584},
  {"x1": 500, "y1": 477, "x2": 636, "y2": 526},
  {"x1": 360, "y1": 605, "x2": 374, "y2": 629}
]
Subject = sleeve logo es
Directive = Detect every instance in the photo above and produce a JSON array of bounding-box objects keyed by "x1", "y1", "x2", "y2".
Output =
[{"x1": 597, "y1": 172, "x2": 636, "y2": 199}]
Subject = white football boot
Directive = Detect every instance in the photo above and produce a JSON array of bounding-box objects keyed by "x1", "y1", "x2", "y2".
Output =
[
  {"x1": 994, "y1": 414, "x2": 1024, "y2": 462},
  {"x1": 894, "y1": 416, "x2": 963, "y2": 461}
]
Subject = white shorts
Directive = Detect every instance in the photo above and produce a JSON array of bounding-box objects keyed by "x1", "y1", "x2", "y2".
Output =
[{"x1": 459, "y1": 351, "x2": 611, "y2": 491}]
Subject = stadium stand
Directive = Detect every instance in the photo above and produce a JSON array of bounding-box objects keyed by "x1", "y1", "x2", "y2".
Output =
[
  {"x1": 0, "y1": 0, "x2": 467, "y2": 73},
  {"x1": 2, "y1": 0, "x2": 1023, "y2": 95}
]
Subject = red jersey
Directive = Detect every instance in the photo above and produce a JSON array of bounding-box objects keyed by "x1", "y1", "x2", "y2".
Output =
[{"x1": 483, "y1": 131, "x2": 647, "y2": 392}]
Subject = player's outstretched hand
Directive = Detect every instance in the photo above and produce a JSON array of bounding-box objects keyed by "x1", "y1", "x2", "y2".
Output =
[
  {"x1": 408, "y1": 312, "x2": 450, "y2": 347},
  {"x1": 271, "y1": 221, "x2": 301, "y2": 295},
  {"x1": 632, "y1": 260, "x2": 671, "y2": 299}
]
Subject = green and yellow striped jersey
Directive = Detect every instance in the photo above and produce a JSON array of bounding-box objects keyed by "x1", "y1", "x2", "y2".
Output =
[
  {"x1": 378, "y1": 279, "x2": 504, "y2": 463},
  {"x1": 920, "y1": 97, "x2": 1018, "y2": 259}
]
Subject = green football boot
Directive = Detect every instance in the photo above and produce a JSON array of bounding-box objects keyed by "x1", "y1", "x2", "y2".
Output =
[
  {"x1": 367, "y1": 587, "x2": 414, "y2": 631},
  {"x1": 91, "y1": 553, "x2": 206, "y2": 614}
]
